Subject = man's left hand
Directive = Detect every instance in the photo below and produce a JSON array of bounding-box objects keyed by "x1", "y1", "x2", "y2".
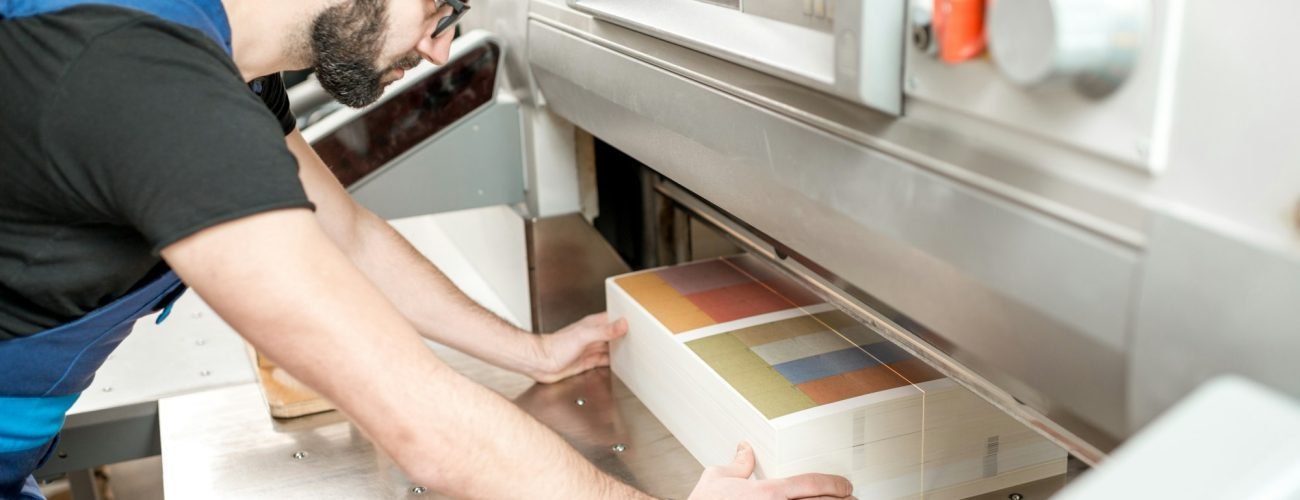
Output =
[{"x1": 525, "y1": 312, "x2": 628, "y2": 384}]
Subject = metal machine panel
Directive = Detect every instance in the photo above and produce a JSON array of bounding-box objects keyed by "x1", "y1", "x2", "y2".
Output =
[
  {"x1": 301, "y1": 32, "x2": 527, "y2": 220},
  {"x1": 347, "y1": 101, "x2": 526, "y2": 220},
  {"x1": 528, "y1": 19, "x2": 1137, "y2": 443},
  {"x1": 566, "y1": 0, "x2": 904, "y2": 115},
  {"x1": 903, "y1": 0, "x2": 1182, "y2": 171},
  {"x1": 1129, "y1": 213, "x2": 1300, "y2": 430},
  {"x1": 1121, "y1": 1, "x2": 1300, "y2": 434}
]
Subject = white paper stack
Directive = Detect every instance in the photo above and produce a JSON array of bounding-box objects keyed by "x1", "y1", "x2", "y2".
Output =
[{"x1": 607, "y1": 255, "x2": 1066, "y2": 499}]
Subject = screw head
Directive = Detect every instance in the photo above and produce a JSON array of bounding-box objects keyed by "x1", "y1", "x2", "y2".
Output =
[
  {"x1": 611, "y1": 443, "x2": 627, "y2": 453},
  {"x1": 1009, "y1": 494, "x2": 1024, "y2": 500},
  {"x1": 576, "y1": 398, "x2": 586, "y2": 406},
  {"x1": 911, "y1": 24, "x2": 932, "y2": 52},
  {"x1": 292, "y1": 451, "x2": 309, "y2": 460},
  {"x1": 411, "y1": 486, "x2": 427, "y2": 495}
]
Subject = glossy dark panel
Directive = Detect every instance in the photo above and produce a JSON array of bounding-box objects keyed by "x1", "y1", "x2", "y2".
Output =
[{"x1": 314, "y1": 43, "x2": 501, "y2": 187}]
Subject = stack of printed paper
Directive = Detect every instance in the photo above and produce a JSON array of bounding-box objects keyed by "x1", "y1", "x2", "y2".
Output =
[{"x1": 607, "y1": 255, "x2": 1066, "y2": 499}]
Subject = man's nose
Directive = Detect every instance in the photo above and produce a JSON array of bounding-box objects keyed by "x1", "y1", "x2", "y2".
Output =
[{"x1": 415, "y1": 19, "x2": 455, "y2": 65}]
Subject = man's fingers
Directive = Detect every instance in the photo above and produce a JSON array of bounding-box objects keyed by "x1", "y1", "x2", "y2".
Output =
[
  {"x1": 713, "y1": 442, "x2": 757, "y2": 479},
  {"x1": 605, "y1": 318, "x2": 628, "y2": 340},
  {"x1": 586, "y1": 352, "x2": 610, "y2": 369},
  {"x1": 763, "y1": 473, "x2": 853, "y2": 499}
]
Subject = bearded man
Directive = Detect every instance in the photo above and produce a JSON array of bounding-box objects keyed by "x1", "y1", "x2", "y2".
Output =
[{"x1": 0, "y1": 1, "x2": 853, "y2": 498}]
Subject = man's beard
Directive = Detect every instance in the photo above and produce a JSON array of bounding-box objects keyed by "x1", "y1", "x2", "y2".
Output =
[{"x1": 309, "y1": 0, "x2": 417, "y2": 108}]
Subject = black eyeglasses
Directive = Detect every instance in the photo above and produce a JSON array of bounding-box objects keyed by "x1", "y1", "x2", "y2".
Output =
[{"x1": 432, "y1": 0, "x2": 470, "y2": 39}]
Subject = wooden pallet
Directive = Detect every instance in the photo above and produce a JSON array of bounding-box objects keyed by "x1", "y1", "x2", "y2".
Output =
[{"x1": 248, "y1": 347, "x2": 335, "y2": 418}]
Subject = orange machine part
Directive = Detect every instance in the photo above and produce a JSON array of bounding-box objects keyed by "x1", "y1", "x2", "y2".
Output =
[{"x1": 933, "y1": 0, "x2": 987, "y2": 63}]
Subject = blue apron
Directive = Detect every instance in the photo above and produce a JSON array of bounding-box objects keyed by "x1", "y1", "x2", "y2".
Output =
[{"x1": 0, "y1": 1, "x2": 232, "y2": 497}]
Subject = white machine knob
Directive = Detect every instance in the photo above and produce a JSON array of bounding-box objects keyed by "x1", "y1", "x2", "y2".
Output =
[{"x1": 987, "y1": 0, "x2": 1146, "y2": 96}]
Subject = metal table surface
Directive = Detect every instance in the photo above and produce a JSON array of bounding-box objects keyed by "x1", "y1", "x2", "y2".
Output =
[
  {"x1": 159, "y1": 345, "x2": 703, "y2": 499},
  {"x1": 156, "y1": 348, "x2": 1072, "y2": 500}
]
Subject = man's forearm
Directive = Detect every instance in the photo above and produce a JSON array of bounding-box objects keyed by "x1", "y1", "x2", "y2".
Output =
[
  {"x1": 162, "y1": 209, "x2": 648, "y2": 499},
  {"x1": 343, "y1": 207, "x2": 546, "y2": 374},
  {"x1": 286, "y1": 130, "x2": 543, "y2": 376}
]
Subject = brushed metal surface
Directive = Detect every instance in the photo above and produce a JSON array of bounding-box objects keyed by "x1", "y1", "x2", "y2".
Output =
[
  {"x1": 527, "y1": 1, "x2": 1149, "y2": 245},
  {"x1": 566, "y1": 0, "x2": 904, "y2": 114},
  {"x1": 160, "y1": 345, "x2": 701, "y2": 499},
  {"x1": 654, "y1": 180, "x2": 1112, "y2": 464},
  {"x1": 1125, "y1": 1, "x2": 1300, "y2": 433},
  {"x1": 527, "y1": 213, "x2": 632, "y2": 333},
  {"x1": 1128, "y1": 213, "x2": 1300, "y2": 430},
  {"x1": 347, "y1": 101, "x2": 527, "y2": 220},
  {"x1": 526, "y1": 19, "x2": 1135, "y2": 442}
]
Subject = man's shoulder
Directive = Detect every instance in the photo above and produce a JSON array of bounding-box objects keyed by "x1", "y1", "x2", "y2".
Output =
[{"x1": 40, "y1": 5, "x2": 235, "y2": 71}]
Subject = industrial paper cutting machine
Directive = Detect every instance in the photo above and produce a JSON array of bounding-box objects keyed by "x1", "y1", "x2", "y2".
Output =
[{"x1": 280, "y1": 0, "x2": 1300, "y2": 496}]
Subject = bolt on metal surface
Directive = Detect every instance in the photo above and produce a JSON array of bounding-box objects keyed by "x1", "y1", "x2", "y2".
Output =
[
  {"x1": 611, "y1": 443, "x2": 627, "y2": 453},
  {"x1": 1009, "y1": 493, "x2": 1024, "y2": 500},
  {"x1": 292, "y1": 451, "x2": 309, "y2": 460},
  {"x1": 411, "y1": 486, "x2": 427, "y2": 495}
]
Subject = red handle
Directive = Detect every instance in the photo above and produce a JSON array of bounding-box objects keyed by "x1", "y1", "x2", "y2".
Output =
[{"x1": 933, "y1": 0, "x2": 987, "y2": 63}]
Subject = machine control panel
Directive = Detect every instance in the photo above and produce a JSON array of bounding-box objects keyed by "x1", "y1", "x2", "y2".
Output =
[{"x1": 906, "y1": 0, "x2": 1179, "y2": 171}]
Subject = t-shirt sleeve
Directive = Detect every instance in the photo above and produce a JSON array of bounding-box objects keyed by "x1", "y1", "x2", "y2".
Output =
[
  {"x1": 42, "y1": 21, "x2": 315, "y2": 253},
  {"x1": 250, "y1": 73, "x2": 297, "y2": 135}
]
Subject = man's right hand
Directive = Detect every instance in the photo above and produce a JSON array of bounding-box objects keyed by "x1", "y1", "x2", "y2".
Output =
[{"x1": 688, "y1": 443, "x2": 855, "y2": 500}]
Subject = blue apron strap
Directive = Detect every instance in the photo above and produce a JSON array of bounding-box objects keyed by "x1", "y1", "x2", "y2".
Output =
[
  {"x1": 0, "y1": 272, "x2": 183, "y2": 492},
  {"x1": 0, "y1": 0, "x2": 232, "y2": 55},
  {"x1": 155, "y1": 297, "x2": 177, "y2": 324}
]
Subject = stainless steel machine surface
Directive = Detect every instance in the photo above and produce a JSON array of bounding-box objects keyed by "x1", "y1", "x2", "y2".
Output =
[
  {"x1": 453, "y1": 0, "x2": 1300, "y2": 464},
  {"x1": 160, "y1": 348, "x2": 703, "y2": 500},
  {"x1": 159, "y1": 345, "x2": 1070, "y2": 499}
]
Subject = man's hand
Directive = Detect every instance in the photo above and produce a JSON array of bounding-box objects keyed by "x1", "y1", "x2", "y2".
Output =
[
  {"x1": 526, "y1": 313, "x2": 628, "y2": 384},
  {"x1": 689, "y1": 443, "x2": 855, "y2": 500}
]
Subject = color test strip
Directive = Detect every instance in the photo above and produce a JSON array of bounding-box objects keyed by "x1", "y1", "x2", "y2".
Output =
[
  {"x1": 682, "y1": 306, "x2": 951, "y2": 417},
  {"x1": 687, "y1": 333, "x2": 817, "y2": 418},
  {"x1": 626, "y1": 256, "x2": 945, "y2": 418},
  {"x1": 614, "y1": 255, "x2": 822, "y2": 334},
  {"x1": 750, "y1": 326, "x2": 883, "y2": 365}
]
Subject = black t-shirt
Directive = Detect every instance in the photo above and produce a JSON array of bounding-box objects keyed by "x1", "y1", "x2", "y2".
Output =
[{"x1": 0, "y1": 6, "x2": 315, "y2": 339}]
